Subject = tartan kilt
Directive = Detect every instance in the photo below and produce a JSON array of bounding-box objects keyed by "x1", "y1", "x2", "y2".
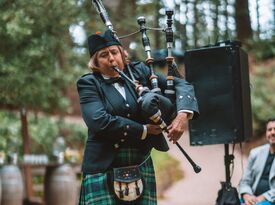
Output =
[{"x1": 78, "y1": 148, "x2": 157, "y2": 205}]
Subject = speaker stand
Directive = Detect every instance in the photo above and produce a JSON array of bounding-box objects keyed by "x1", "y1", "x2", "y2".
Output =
[
  {"x1": 224, "y1": 144, "x2": 235, "y2": 184},
  {"x1": 215, "y1": 144, "x2": 240, "y2": 205}
]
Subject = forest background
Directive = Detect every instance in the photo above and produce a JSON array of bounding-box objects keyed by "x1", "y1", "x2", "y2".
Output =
[{"x1": 0, "y1": 0, "x2": 275, "y2": 167}]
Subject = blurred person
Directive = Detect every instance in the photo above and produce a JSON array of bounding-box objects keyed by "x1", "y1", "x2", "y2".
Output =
[
  {"x1": 239, "y1": 118, "x2": 275, "y2": 205},
  {"x1": 76, "y1": 29, "x2": 199, "y2": 205}
]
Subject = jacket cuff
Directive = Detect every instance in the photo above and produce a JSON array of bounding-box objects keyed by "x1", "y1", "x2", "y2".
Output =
[
  {"x1": 141, "y1": 125, "x2": 147, "y2": 140},
  {"x1": 263, "y1": 191, "x2": 275, "y2": 203},
  {"x1": 178, "y1": 110, "x2": 194, "y2": 119}
]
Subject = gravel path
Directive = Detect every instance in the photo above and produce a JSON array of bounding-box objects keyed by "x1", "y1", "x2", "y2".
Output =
[{"x1": 158, "y1": 133, "x2": 248, "y2": 205}]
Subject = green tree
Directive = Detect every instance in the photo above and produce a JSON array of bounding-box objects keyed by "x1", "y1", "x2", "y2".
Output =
[
  {"x1": 0, "y1": 1, "x2": 86, "y2": 199},
  {"x1": 0, "y1": 0, "x2": 84, "y2": 146},
  {"x1": 0, "y1": 0, "x2": 82, "y2": 111}
]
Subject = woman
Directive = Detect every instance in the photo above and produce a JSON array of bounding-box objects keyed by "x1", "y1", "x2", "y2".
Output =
[{"x1": 77, "y1": 29, "x2": 199, "y2": 205}]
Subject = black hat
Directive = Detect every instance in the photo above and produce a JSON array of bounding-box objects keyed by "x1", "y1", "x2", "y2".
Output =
[{"x1": 88, "y1": 30, "x2": 121, "y2": 57}]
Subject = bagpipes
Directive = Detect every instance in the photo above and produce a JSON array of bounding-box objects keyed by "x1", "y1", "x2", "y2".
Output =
[{"x1": 91, "y1": 0, "x2": 201, "y2": 173}]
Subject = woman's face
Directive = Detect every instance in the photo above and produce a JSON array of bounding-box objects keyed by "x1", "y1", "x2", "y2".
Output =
[{"x1": 96, "y1": 45, "x2": 124, "y2": 77}]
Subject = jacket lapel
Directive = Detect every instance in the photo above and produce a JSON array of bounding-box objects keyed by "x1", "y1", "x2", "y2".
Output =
[
  {"x1": 93, "y1": 73, "x2": 124, "y2": 114},
  {"x1": 93, "y1": 71, "x2": 139, "y2": 115},
  {"x1": 101, "y1": 83, "x2": 125, "y2": 112},
  {"x1": 268, "y1": 146, "x2": 275, "y2": 181},
  {"x1": 124, "y1": 80, "x2": 138, "y2": 102},
  {"x1": 270, "y1": 156, "x2": 275, "y2": 180},
  {"x1": 258, "y1": 146, "x2": 270, "y2": 173}
]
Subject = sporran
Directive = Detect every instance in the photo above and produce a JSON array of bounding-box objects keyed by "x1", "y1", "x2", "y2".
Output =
[{"x1": 113, "y1": 165, "x2": 143, "y2": 202}]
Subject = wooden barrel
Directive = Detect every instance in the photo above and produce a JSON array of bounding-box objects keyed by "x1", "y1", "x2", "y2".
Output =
[
  {"x1": 0, "y1": 165, "x2": 24, "y2": 205},
  {"x1": 44, "y1": 164, "x2": 77, "y2": 205}
]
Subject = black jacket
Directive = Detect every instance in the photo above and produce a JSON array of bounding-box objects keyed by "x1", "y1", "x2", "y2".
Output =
[{"x1": 77, "y1": 62, "x2": 199, "y2": 174}]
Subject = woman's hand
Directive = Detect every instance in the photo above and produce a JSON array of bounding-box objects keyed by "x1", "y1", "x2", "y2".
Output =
[
  {"x1": 146, "y1": 124, "x2": 163, "y2": 135},
  {"x1": 167, "y1": 112, "x2": 189, "y2": 144}
]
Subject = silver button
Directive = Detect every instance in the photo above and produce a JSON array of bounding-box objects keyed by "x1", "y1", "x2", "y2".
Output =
[
  {"x1": 127, "y1": 113, "x2": 131, "y2": 117},
  {"x1": 114, "y1": 143, "x2": 119, "y2": 148},
  {"x1": 187, "y1": 95, "x2": 191, "y2": 98},
  {"x1": 121, "y1": 139, "x2": 125, "y2": 142},
  {"x1": 126, "y1": 125, "x2": 130, "y2": 129},
  {"x1": 124, "y1": 132, "x2": 127, "y2": 136},
  {"x1": 125, "y1": 104, "x2": 130, "y2": 107},
  {"x1": 179, "y1": 96, "x2": 183, "y2": 99}
]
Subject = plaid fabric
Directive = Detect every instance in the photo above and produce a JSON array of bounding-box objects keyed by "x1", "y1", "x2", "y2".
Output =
[{"x1": 78, "y1": 148, "x2": 157, "y2": 205}]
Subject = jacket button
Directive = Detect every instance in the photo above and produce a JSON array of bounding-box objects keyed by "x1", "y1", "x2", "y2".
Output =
[
  {"x1": 179, "y1": 96, "x2": 183, "y2": 99},
  {"x1": 126, "y1": 125, "x2": 130, "y2": 129},
  {"x1": 121, "y1": 139, "x2": 125, "y2": 142},
  {"x1": 114, "y1": 143, "x2": 119, "y2": 149},
  {"x1": 124, "y1": 132, "x2": 128, "y2": 136},
  {"x1": 125, "y1": 103, "x2": 130, "y2": 107},
  {"x1": 127, "y1": 113, "x2": 131, "y2": 117}
]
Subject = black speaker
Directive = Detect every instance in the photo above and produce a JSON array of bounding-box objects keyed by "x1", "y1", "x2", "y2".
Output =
[{"x1": 184, "y1": 42, "x2": 252, "y2": 145}]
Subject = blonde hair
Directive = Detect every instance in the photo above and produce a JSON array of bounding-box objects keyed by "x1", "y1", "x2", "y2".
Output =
[{"x1": 88, "y1": 45, "x2": 127, "y2": 72}]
